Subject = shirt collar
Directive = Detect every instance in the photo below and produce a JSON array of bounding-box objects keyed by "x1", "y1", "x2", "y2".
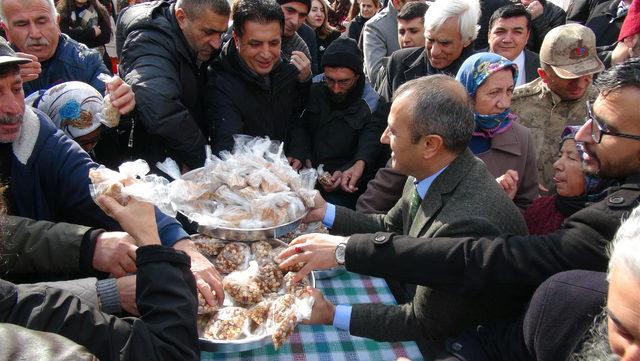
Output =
[
  {"x1": 414, "y1": 165, "x2": 448, "y2": 199},
  {"x1": 514, "y1": 50, "x2": 526, "y2": 86}
]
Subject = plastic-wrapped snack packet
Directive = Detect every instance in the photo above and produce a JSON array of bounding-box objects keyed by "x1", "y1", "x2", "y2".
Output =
[
  {"x1": 96, "y1": 73, "x2": 120, "y2": 128},
  {"x1": 203, "y1": 307, "x2": 247, "y2": 340},
  {"x1": 268, "y1": 291, "x2": 314, "y2": 349},
  {"x1": 292, "y1": 168, "x2": 318, "y2": 208},
  {"x1": 245, "y1": 298, "x2": 273, "y2": 336},
  {"x1": 254, "y1": 262, "x2": 284, "y2": 294},
  {"x1": 317, "y1": 164, "x2": 333, "y2": 187},
  {"x1": 283, "y1": 272, "x2": 310, "y2": 297},
  {"x1": 223, "y1": 261, "x2": 263, "y2": 306},
  {"x1": 192, "y1": 236, "x2": 226, "y2": 258},
  {"x1": 197, "y1": 314, "x2": 212, "y2": 337},
  {"x1": 272, "y1": 312, "x2": 297, "y2": 349},
  {"x1": 251, "y1": 241, "x2": 272, "y2": 259},
  {"x1": 214, "y1": 242, "x2": 250, "y2": 274},
  {"x1": 198, "y1": 291, "x2": 219, "y2": 315}
]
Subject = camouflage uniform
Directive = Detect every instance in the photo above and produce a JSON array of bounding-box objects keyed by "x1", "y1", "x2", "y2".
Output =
[{"x1": 511, "y1": 78, "x2": 598, "y2": 190}]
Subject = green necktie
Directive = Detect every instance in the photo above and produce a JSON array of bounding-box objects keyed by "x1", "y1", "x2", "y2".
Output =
[{"x1": 408, "y1": 186, "x2": 421, "y2": 224}]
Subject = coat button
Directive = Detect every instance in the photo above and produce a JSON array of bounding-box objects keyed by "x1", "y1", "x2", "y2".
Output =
[
  {"x1": 452, "y1": 342, "x2": 463, "y2": 352},
  {"x1": 373, "y1": 234, "x2": 386, "y2": 244},
  {"x1": 609, "y1": 196, "x2": 624, "y2": 204}
]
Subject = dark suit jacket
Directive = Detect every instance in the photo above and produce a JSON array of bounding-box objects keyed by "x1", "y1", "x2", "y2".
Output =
[
  {"x1": 379, "y1": 46, "x2": 475, "y2": 101},
  {"x1": 523, "y1": 49, "x2": 540, "y2": 84},
  {"x1": 331, "y1": 150, "x2": 528, "y2": 344}
]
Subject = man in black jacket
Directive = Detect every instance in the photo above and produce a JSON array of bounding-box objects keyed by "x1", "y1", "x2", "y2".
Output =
[
  {"x1": 288, "y1": 38, "x2": 387, "y2": 209},
  {"x1": 206, "y1": 0, "x2": 308, "y2": 157},
  {"x1": 117, "y1": 0, "x2": 230, "y2": 173},
  {"x1": 278, "y1": 58, "x2": 640, "y2": 359}
]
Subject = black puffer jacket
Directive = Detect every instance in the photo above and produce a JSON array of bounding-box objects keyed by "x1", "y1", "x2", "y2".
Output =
[
  {"x1": 116, "y1": 1, "x2": 209, "y2": 170},
  {"x1": 288, "y1": 75, "x2": 386, "y2": 175},
  {"x1": 206, "y1": 39, "x2": 309, "y2": 154}
]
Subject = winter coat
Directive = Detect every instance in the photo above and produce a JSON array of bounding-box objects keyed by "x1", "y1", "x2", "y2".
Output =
[
  {"x1": 0, "y1": 245, "x2": 199, "y2": 361},
  {"x1": 206, "y1": 39, "x2": 308, "y2": 154},
  {"x1": 22, "y1": 34, "x2": 110, "y2": 96},
  {"x1": 5, "y1": 107, "x2": 187, "y2": 246},
  {"x1": 117, "y1": 0, "x2": 210, "y2": 169},
  {"x1": 288, "y1": 75, "x2": 387, "y2": 174}
]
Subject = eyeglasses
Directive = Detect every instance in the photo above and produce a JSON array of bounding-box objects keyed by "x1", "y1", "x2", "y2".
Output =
[
  {"x1": 586, "y1": 101, "x2": 640, "y2": 144},
  {"x1": 323, "y1": 75, "x2": 357, "y2": 88}
]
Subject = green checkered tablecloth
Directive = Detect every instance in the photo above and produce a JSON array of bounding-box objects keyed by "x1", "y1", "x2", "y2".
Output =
[{"x1": 201, "y1": 270, "x2": 425, "y2": 361}]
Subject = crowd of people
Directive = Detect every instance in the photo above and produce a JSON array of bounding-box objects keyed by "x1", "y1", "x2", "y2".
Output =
[{"x1": 0, "y1": 0, "x2": 639, "y2": 359}]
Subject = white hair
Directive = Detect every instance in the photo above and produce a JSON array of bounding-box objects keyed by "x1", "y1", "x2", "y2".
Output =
[
  {"x1": 608, "y1": 204, "x2": 640, "y2": 281},
  {"x1": 423, "y1": 0, "x2": 480, "y2": 44},
  {"x1": 0, "y1": 0, "x2": 58, "y2": 25}
]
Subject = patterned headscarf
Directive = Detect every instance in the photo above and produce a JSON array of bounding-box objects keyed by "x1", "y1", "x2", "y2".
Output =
[
  {"x1": 559, "y1": 125, "x2": 604, "y2": 196},
  {"x1": 456, "y1": 52, "x2": 519, "y2": 138},
  {"x1": 25, "y1": 81, "x2": 107, "y2": 139}
]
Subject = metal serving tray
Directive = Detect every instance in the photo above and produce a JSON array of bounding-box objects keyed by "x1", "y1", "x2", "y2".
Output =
[{"x1": 197, "y1": 239, "x2": 315, "y2": 353}]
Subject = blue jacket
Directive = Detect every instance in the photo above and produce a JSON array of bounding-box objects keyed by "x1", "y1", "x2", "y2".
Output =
[
  {"x1": 22, "y1": 34, "x2": 110, "y2": 96},
  {"x1": 9, "y1": 107, "x2": 187, "y2": 246}
]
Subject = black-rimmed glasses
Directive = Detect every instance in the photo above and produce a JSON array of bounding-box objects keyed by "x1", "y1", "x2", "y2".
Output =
[{"x1": 586, "y1": 101, "x2": 640, "y2": 144}]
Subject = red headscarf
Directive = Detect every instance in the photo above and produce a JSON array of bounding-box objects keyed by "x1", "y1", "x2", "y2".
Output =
[{"x1": 619, "y1": 0, "x2": 640, "y2": 41}]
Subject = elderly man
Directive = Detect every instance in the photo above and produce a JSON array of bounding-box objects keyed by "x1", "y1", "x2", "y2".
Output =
[
  {"x1": 0, "y1": 0, "x2": 134, "y2": 113},
  {"x1": 0, "y1": 36, "x2": 223, "y2": 310},
  {"x1": 281, "y1": 75, "x2": 527, "y2": 355},
  {"x1": 280, "y1": 58, "x2": 640, "y2": 360},
  {"x1": 206, "y1": 0, "x2": 308, "y2": 159},
  {"x1": 117, "y1": 0, "x2": 230, "y2": 173},
  {"x1": 511, "y1": 23, "x2": 603, "y2": 192},
  {"x1": 380, "y1": 0, "x2": 479, "y2": 102},
  {"x1": 361, "y1": 0, "x2": 421, "y2": 85},
  {"x1": 288, "y1": 38, "x2": 386, "y2": 209},
  {"x1": 357, "y1": 0, "x2": 479, "y2": 215},
  {"x1": 487, "y1": 4, "x2": 539, "y2": 85}
]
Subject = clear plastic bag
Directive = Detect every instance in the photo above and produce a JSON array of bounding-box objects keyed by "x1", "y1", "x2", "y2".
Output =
[{"x1": 96, "y1": 73, "x2": 120, "y2": 128}]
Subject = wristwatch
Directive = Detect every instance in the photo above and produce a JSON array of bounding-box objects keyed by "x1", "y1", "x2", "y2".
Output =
[{"x1": 335, "y1": 240, "x2": 347, "y2": 265}]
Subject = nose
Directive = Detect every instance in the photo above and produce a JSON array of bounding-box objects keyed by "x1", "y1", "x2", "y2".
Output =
[
  {"x1": 0, "y1": 94, "x2": 22, "y2": 116},
  {"x1": 496, "y1": 93, "x2": 511, "y2": 110},
  {"x1": 430, "y1": 43, "x2": 442, "y2": 57},
  {"x1": 575, "y1": 119, "x2": 593, "y2": 144},
  {"x1": 210, "y1": 34, "x2": 222, "y2": 50},
  {"x1": 28, "y1": 22, "x2": 42, "y2": 38},
  {"x1": 553, "y1": 156, "x2": 564, "y2": 171},
  {"x1": 380, "y1": 126, "x2": 390, "y2": 144},
  {"x1": 621, "y1": 344, "x2": 640, "y2": 361}
]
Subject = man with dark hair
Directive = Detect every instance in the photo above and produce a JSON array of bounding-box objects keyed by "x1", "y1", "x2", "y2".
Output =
[
  {"x1": 280, "y1": 58, "x2": 640, "y2": 360},
  {"x1": 206, "y1": 0, "x2": 308, "y2": 164},
  {"x1": 277, "y1": 0, "x2": 313, "y2": 79},
  {"x1": 280, "y1": 75, "x2": 527, "y2": 355},
  {"x1": 487, "y1": 4, "x2": 539, "y2": 85},
  {"x1": 357, "y1": 0, "x2": 479, "y2": 215},
  {"x1": 397, "y1": 2, "x2": 428, "y2": 48},
  {"x1": 117, "y1": 0, "x2": 230, "y2": 173},
  {"x1": 288, "y1": 38, "x2": 386, "y2": 209}
]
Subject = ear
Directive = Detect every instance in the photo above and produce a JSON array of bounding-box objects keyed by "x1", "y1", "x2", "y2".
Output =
[
  {"x1": 422, "y1": 134, "x2": 444, "y2": 160},
  {"x1": 232, "y1": 30, "x2": 239, "y2": 48},
  {"x1": 175, "y1": 7, "x2": 187, "y2": 28},
  {"x1": 462, "y1": 36, "x2": 472, "y2": 48},
  {"x1": 537, "y1": 68, "x2": 547, "y2": 84}
]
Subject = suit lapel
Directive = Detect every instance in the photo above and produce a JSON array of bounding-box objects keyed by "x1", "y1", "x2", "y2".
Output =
[
  {"x1": 408, "y1": 150, "x2": 475, "y2": 237},
  {"x1": 403, "y1": 51, "x2": 427, "y2": 83}
]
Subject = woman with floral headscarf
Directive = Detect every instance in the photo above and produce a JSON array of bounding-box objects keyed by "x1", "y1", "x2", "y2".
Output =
[{"x1": 456, "y1": 52, "x2": 539, "y2": 210}]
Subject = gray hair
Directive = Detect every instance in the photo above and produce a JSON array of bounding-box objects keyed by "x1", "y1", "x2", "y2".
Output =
[
  {"x1": 0, "y1": 0, "x2": 58, "y2": 25},
  {"x1": 608, "y1": 204, "x2": 640, "y2": 281},
  {"x1": 176, "y1": 0, "x2": 231, "y2": 19},
  {"x1": 424, "y1": 0, "x2": 480, "y2": 44},
  {"x1": 569, "y1": 309, "x2": 616, "y2": 361},
  {"x1": 393, "y1": 74, "x2": 474, "y2": 154}
]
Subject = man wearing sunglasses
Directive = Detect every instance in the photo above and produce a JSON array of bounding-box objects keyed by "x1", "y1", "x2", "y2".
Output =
[{"x1": 288, "y1": 38, "x2": 387, "y2": 209}]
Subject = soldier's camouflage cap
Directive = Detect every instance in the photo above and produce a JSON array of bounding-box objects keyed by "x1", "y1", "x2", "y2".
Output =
[{"x1": 540, "y1": 24, "x2": 605, "y2": 79}]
